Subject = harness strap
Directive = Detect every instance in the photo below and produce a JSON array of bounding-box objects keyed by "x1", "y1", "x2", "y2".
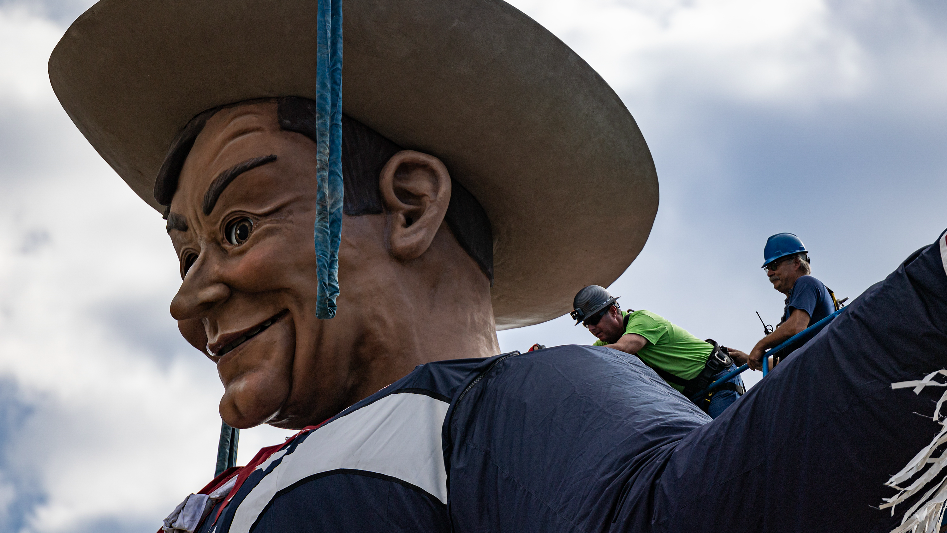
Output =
[
  {"x1": 649, "y1": 364, "x2": 692, "y2": 388},
  {"x1": 620, "y1": 314, "x2": 739, "y2": 401},
  {"x1": 709, "y1": 382, "x2": 746, "y2": 395},
  {"x1": 826, "y1": 285, "x2": 842, "y2": 312}
]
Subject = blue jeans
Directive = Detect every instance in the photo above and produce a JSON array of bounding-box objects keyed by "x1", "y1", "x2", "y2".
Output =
[{"x1": 703, "y1": 363, "x2": 744, "y2": 418}]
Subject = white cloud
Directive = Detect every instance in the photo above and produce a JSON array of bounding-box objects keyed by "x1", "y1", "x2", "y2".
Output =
[
  {"x1": 1, "y1": 1, "x2": 946, "y2": 531},
  {"x1": 0, "y1": 9, "x2": 229, "y2": 529},
  {"x1": 0, "y1": 6, "x2": 63, "y2": 108},
  {"x1": 0, "y1": 111, "x2": 300, "y2": 530},
  {"x1": 506, "y1": 0, "x2": 868, "y2": 106},
  {"x1": 504, "y1": 0, "x2": 947, "y2": 126},
  {"x1": 0, "y1": 8, "x2": 301, "y2": 521},
  {"x1": 495, "y1": 0, "x2": 947, "y2": 387},
  {"x1": 0, "y1": 160, "x2": 217, "y2": 531}
]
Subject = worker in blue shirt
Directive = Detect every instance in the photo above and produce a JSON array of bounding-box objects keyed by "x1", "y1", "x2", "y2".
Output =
[{"x1": 730, "y1": 233, "x2": 835, "y2": 371}]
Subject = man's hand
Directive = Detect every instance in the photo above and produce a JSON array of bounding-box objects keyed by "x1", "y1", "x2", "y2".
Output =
[
  {"x1": 744, "y1": 308, "x2": 811, "y2": 372},
  {"x1": 723, "y1": 346, "x2": 769, "y2": 372},
  {"x1": 748, "y1": 344, "x2": 767, "y2": 371},
  {"x1": 728, "y1": 348, "x2": 749, "y2": 366}
]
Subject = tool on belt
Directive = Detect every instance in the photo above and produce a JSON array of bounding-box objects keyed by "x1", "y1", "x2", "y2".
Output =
[
  {"x1": 646, "y1": 340, "x2": 745, "y2": 408},
  {"x1": 684, "y1": 340, "x2": 746, "y2": 400}
]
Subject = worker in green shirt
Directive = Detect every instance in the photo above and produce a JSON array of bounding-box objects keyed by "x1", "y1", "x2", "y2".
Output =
[{"x1": 571, "y1": 285, "x2": 744, "y2": 418}]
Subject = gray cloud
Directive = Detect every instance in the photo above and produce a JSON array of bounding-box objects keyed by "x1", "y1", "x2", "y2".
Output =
[
  {"x1": 0, "y1": 0, "x2": 93, "y2": 26},
  {"x1": 0, "y1": 377, "x2": 46, "y2": 533},
  {"x1": 0, "y1": 378, "x2": 33, "y2": 449},
  {"x1": 0, "y1": 104, "x2": 100, "y2": 187},
  {"x1": 17, "y1": 228, "x2": 51, "y2": 255},
  {"x1": 499, "y1": 0, "x2": 947, "y2": 376},
  {"x1": 92, "y1": 297, "x2": 198, "y2": 369},
  {"x1": 4, "y1": 0, "x2": 947, "y2": 530},
  {"x1": 54, "y1": 515, "x2": 156, "y2": 533},
  {"x1": 830, "y1": 0, "x2": 947, "y2": 40}
]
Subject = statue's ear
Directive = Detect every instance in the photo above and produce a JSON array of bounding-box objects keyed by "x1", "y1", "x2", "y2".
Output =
[{"x1": 378, "y1": 150, "x2": 452, "y2": 261}]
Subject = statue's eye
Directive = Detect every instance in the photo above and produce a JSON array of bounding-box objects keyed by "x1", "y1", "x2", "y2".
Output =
[
  {"x1": 225, "y1": 217, "x2": 254, "y2": 246},
  {"x1": 180, "y1": 252, "x2": 197, "y2": 279}
]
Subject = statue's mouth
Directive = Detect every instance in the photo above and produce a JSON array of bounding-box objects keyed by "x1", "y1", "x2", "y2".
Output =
[{"x1": 209, "y1": 309, "x2": 290, "y2": 358}]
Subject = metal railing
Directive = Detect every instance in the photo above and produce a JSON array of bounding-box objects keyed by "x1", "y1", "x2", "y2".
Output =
[{"x1": 690, "y1": 307, "x2": 847, "y2": 402}]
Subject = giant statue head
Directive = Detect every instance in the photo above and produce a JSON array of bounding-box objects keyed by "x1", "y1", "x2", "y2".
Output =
[{"x1": 49, "y1": 0, "x2": 659, "y2": 430}]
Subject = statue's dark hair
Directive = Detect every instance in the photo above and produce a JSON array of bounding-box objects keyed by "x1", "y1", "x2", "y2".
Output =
[{"x1": 155, "y1": 97, "x2": 493, "y2": 281}]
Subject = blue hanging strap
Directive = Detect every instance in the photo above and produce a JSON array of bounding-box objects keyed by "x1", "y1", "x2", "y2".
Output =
[
  {"x1": 214, "y1": 421, "x2": 239, "y2": 477},
  {"x1": 210, "y1": 0, "x2": 342, "y2": 477},
  {"x1": 314, "y1": 0, "x2": 343, "y2": 320},
  {"x1": 209, "y1": 0, "x2": 342, "y2": 477}
]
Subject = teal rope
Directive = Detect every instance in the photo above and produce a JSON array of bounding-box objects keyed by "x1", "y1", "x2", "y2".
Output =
[
  {"x1": 314, "y1": 0, "x2": 343, "y2": 319},
  {"x1": 214, "y1": 421, "x2": 239, "y2": 477},
  {"x1": 210, "y1": 1, "x2": 342, "y2": 479},
  {"x1": 210, "y1": 0, "x2": 342, "y2": 479}
]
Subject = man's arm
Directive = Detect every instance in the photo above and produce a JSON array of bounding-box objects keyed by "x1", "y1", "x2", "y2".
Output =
[
  {"x1": 603, "y1": 333, "x2": 648, "y2": 355},
  {"x1": 744, "y1": 308, "x2": 809, "y2": 371}
]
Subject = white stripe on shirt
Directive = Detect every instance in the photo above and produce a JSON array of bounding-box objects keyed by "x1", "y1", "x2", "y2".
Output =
[{"x1": 229, "y1": 392, "x2": 450, "y2": 533}]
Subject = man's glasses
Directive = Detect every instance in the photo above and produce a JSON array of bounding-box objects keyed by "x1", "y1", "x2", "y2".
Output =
[
  {"x1": 583, "y1": 308, "x2": 609, "y2": 328},
  {"x1": 763, "y1": 258, "x2": 787, "y2": 271}
]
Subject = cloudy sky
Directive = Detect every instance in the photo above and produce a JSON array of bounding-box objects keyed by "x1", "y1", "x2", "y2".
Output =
[{"x1": 0, "y1": 0, "x2": 945, "y2": 531}]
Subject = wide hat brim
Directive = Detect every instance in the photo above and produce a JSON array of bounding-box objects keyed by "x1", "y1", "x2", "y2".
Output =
[{"x1": 49, "y1": 0, "x2": 659, "y2": 329}]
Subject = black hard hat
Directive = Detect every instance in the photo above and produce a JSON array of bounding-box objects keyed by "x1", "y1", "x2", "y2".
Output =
[{"x1": 570, "y1": 285, "x2": 618, "y2": 325}]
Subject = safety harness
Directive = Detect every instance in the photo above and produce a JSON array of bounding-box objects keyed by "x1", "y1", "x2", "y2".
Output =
[{"x1": 619, "y1": 313, "x2": 744, "y2": 411}]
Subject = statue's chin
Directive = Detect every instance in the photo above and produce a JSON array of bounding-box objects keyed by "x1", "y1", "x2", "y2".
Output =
[{"x1": 219, "y1": 373, "x2": 290, "y2": 429}]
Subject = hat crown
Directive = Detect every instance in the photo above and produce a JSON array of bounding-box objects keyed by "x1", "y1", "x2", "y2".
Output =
[
  {"x1": 763, "y1": 233, "x2": 808, "y2": 267},
  {"x1": 572, "y1": 285, "x2": 617, "y2": 324}
]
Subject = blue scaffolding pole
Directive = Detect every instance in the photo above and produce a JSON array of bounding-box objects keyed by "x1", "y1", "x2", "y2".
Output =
[{"x1": 690, "y1": 307, "x2": 847, "y2": 402}]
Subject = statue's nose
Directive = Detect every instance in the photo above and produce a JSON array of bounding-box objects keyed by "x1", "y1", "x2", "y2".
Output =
[{"x1": 170, "y1": 248, "x2": 231, "y2": 321}]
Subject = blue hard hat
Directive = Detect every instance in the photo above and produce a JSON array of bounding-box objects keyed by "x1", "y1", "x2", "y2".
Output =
[{"x1": 762, "y1": 233, "x2": 807, "y2": 268}]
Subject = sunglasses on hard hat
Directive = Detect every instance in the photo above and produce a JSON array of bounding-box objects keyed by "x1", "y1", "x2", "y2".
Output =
[{"x1": 582, "y1": 308, "x2": 609, "y2": 328}]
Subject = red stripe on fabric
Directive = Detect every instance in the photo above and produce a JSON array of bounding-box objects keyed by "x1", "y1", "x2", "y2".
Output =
[
  {"x1": 157, "y1": 419, "x2": 334, "y2": 533},
  {"x1": 155, "y1": 467, "x2": 244, "y2": 533},
  {"x1": 197, "y1": 467, "x2": 242, "y2": 495},
  {"x1": 210, "y1": 421, "x2": 330, "y2": 526}
]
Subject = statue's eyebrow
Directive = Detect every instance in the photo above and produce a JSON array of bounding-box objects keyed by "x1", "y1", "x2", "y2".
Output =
[
  {"x1": 202, "y1": 154, "x2": 278, "y2": 215},
  {"x1": 166, "y1": 212, "x2": 189, "y2": 233}
]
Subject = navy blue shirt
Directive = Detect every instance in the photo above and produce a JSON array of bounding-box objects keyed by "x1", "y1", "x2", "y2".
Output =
[
  {"x1": 781, "y1": 274, "x2": 834, "y2": 325},
  {"x1": 170, "y1": 229, "x2": 947, "y2": 533}
]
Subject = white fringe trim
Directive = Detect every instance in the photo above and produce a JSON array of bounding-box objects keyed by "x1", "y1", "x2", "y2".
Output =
[
  {"x1": 939, "y1": 233, "x2": 947, "y2": 278},
  {"x1": 883, "y1": 370, "x2": 947, "y2": 533}
]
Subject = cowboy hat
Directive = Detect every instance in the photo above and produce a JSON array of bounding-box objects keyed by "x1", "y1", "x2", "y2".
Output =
[{"x1": 49, "y1": 0, "x2": 658, "y2": 328}]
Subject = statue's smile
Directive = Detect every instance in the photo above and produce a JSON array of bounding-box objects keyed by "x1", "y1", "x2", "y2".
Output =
[{"x1": 209, "y1": 309, "x2": 290, "y2": 360}]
